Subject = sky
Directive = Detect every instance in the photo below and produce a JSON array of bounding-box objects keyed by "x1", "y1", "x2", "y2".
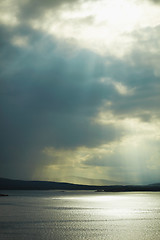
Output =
[{"x1": 1, "y1": 0, "x2": 160, "y2": 185}]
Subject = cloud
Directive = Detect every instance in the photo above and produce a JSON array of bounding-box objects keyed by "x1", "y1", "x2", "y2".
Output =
[
  {"x1": 17, "y1": 0, "x2": 80, "y2": 25},
  {"x1": 1, "y1": 0, "x2": 160, "y2": 184},
  {"x1": 83, "y1": 130, "x2": 160, "y2": 184},
  {"x1": 0, "y1": 25, "x2": 124, "y2": 180},
  {"x1": 1, "y1": 21, "x2": 160, "y2": 182},
  {"x1": 148, "y1": 0, "x2": 160, "y2": 3}
]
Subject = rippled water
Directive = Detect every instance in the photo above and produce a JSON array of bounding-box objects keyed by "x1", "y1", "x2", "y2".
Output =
[{"x1": 0, "y1": 190, "x2": 160, "y2": 240}]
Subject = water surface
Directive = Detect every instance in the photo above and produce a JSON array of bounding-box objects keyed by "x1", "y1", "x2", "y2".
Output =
[{"x1": 0, "y1": 190, "x2": 160, "y2": 240}]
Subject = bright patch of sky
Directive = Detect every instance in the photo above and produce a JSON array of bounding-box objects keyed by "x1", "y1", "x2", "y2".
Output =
[{"x1": 29, "y1": 0, "x2": 160, "y2": 57}]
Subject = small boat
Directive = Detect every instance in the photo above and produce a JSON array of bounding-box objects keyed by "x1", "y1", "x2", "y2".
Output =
[{"x1": 0, "y1": 193, "x2": 8, "y2": 197}]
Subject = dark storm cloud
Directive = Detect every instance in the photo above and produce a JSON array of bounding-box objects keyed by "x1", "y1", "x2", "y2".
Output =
[
  {"x1": 16, "y1": 0, "x2": 86, "y2": 24},
  {"x1": 0, "y1": 24, "x2": 122, "y2": 179}
]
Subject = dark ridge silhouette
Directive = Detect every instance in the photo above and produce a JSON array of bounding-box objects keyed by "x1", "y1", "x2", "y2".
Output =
[{"x1": 0, "y1": 177, "x2": 160, "y2": 191}]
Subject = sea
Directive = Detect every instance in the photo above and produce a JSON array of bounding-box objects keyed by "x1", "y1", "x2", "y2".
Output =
[{"x1": 0, "y1": 190, "x2": 160, "y2": 240}]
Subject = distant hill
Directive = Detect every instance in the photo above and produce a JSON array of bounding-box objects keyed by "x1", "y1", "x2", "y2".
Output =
[
  {"x1": 1, "y1": 177, "x2": 160, "y2": 191},
  {"x1": 148, "y1": 183, "x2": 160, "y2": 186},
  {"x1": 0, "y1": 177, "x2": 93, "y2": 190}
]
